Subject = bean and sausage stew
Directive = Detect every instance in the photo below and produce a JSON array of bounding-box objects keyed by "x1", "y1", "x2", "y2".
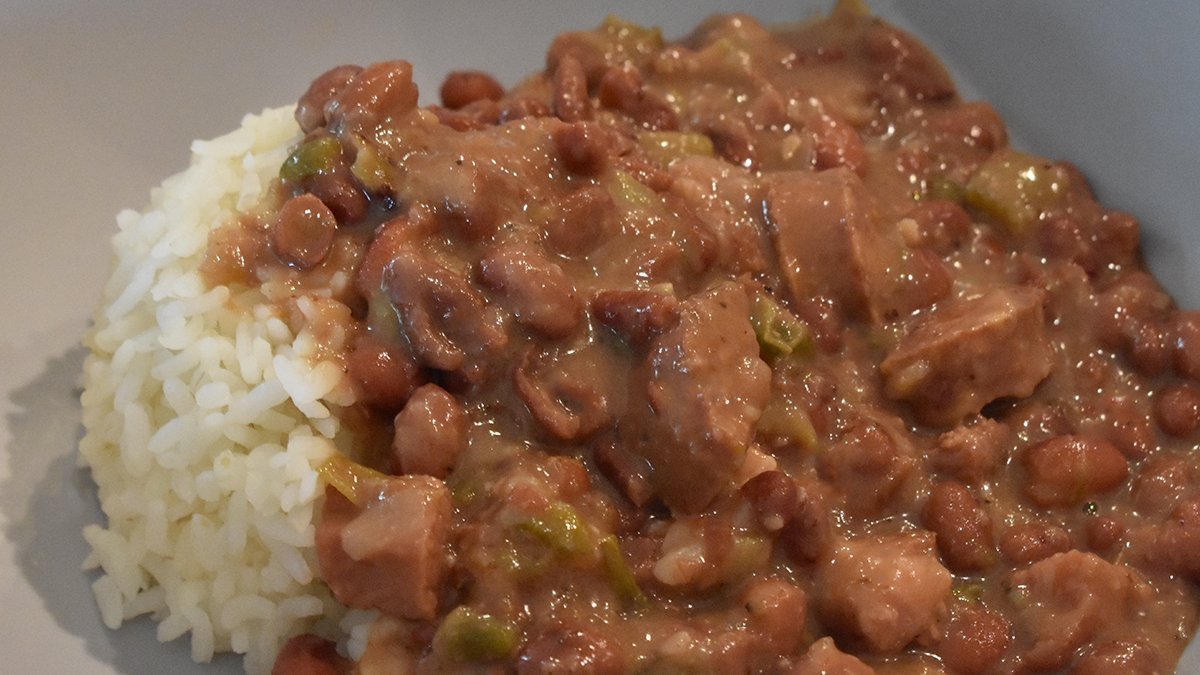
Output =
[{"x1": 205, "y1": 3, "x2": 1200, "y2": 673}]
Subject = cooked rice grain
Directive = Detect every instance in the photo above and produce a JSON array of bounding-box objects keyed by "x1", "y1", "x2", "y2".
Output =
[{"x1": 80, "y1": 107, "x2": 354, "y2": 674}]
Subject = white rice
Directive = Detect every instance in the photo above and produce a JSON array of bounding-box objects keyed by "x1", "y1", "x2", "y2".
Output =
[{"x1": 79, "y1": 107, "x2": 362, "y2": 673}]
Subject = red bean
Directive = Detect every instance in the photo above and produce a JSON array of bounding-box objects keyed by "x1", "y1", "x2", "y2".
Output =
[
  {"x1": 779, "y1": 480, "x2": 833, "y2": 565},
  {"x1": 552, "y1": 54, "x2": 592, "y2": 123},
  {"x1": 271, "y1": 633, "x2": 351, "y2": 675},
  {"x1": 1172, "y1": 310, "x2": 1200, "y2": 380},
  {"x1": 345, "y1": 333, "x2": 421, "y2": 412},
  {"x1": 863, "y1": 23, "x2": 955, "y2": 101},
  {"x1": 553, "y1": 121, "x2": 609, "y2": 175},
  {"x1": 391, "y1": 384, "x2": 467, "y2": 479},
  {"x1": 935, "y1": 604, "x2": 1011, "y2": 675},
  {"x1": 1156, "y1": 383, "x2": 1200, "y2": 437},
  {"x1": 807, "y1": 111, "x2": 866, "y2": 175},
  {"x1": 1084, "y1": 516, "x2": 1124, "y2": 553},
  {"x1": 1131, "y1": 454, "x2": 1196, "y2": 517},
  {"x1": 933, "y1": 418, "x2": 1008, "y2": 485},
  {"x1": 269, "y1": 194, "x2": 336, "y2": 269},
  {"x1": 590, "y1": 289, "x2": 681, "y2": 346},
  {"x1": 901, "y1": 199, "x2": 971, "y2": 256},
  {"x1": 295, "y1": 65, "x2": 362, "y2": 134},
  {"x1": 543, "y1": 184, "x2": 615, "y2": 256},
  {"x1": 597, "y1": 64, "x2": 677, "y2": 131},
  {"x1": 439, "y1": 70, "x2": 505, "y2": 110},
  {"x1": 818, "y1": 420, "x2": 914, "y2": 517},
  {"x1": 1023, "y1": 434, "x2": 1128, "y2": 507},
  {"x1": 328, "y1": 60, "x2": 419, "y2": 135},
  {"x1": 922, "y1": 481, "x2": 995, "y2": 572},
  {"x1": 998, "y1": 521, "x2": 1070, "y2": 566}
]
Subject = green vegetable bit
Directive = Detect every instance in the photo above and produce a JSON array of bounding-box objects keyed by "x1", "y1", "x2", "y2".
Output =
[
  {"x1": 638, "y1": 132, "x2": 715, "y2": 166},
  {"x1": 518, "y1": 502, "x2": 593, "y2": 557},
  {"x1": 279, "y1": 135, "x2": 341, "y2": 184},
  {"x1": 964, "y1": 148, "x2": 1068, "y2": 236},
  {"x1": 433, "y1": 607, "x2": 519, "y2": 663},
  {"x1": 600, "y1": 535, "x2": 648, "y2": 608},
  {"x1": 751, "y1": 295, "x2": 812, "y2": 360},
  {"x1": 952, "y1": 582, "x2": 984, "y2": 604},
  {"x1": 756, "y1": 395, "x2": 818, "y2": 451}
]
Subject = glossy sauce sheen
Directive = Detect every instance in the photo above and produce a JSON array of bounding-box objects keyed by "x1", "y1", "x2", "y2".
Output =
[{"x1": 207, "y1": 6, "x2": 1200, "y2": 674}]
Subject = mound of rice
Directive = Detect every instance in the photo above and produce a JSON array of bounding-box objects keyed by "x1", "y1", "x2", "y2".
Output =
[{"x1": 79, "y1": 107, "x2": 365, "y2": 673}]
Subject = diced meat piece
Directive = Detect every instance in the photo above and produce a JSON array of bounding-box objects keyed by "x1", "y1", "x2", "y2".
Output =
[
  {"x1": 1145, "y1": 497, "x2": 1200, "y2": 581},
  {"x1": 383, "y1": 249, "x2": 508, "y2": 383},
  {"x1": 922, "y1": 481, "x2": 996, "y2": 572},
  {"x1": 1132, "y1": 455, "x2": 1198, "y2": 518},
  {"x1": 669, "y1": 156, "x2": 772, "y2": 277},
  {"x1": 593, "y1": 435, "x2": 654, "y2": 508},
  {"x1": 543, "y1": 184, "x2": 616, "y2": 256},
  {"x1": 272, "y1": 634, "x2": 352, "y2": 675},
  {"x1": 817, "y1": 417, "x2": 914, "y2": 518},
  {"x1": 880, "y1": 287, "x2": 1054, "y2": 427},
  {"x1": 898, "y1": 199, "x2": 971, "y2": 256},
  {"x1": 515, "y1": 344, "x2": 618, "y2": 441},
  {"x1": 517, "y1": 624, "x2": 624, "y2": 675},
  {"x1": 478, "y1": 241, "x2": 584, "y2": 339},
  {"x1": 316, "y1": 477, "x2": 452, "y2": 620},
  {"x1": 590, "y1": 289, "x2": 681, "y2": 345},
  {"x1": 392, "y1": 384, "x2": 467, "y2": 478},
  {"x1": 740, "y1": 470, "x2": 798, "y2": 533},
  {"x1": 790, "y1": 637, "x2": 874, "y2": 675},
  {"x1": 1023, "y1": 434, "x2": 1128, "y2": 507},
  {"x1": 1156, "y1": 383, "x2": 1200, "y2": 437},
  {"x1": 932, "y1": 418, "x2": 1009, "y2": 484},
  {"x1": 815, "y1": 533, "x2": 951, "y2": 653},
  {"x1": 764, "y1": 168, "x2": 949, "y2": 324},
  {"x1": 1009, "y1": 551, "x2": 1149, "y2": 671},
  {"x1": 640, "y1": 283, "x2": 771, "y2": 512},
  {"x1": 934, "y1": 603, "x2": 1011, "y2": 675},
  {"x1": 742, "y1": 578, "x2": 808, "y2": 655}
]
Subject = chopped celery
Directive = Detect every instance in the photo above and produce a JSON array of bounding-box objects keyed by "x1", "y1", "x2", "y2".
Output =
[
  {"x1": 926, "y1": 175, "x2": 966, "y2": 203},
  {"x1": 518, "y1": 502, "x2": 592, "y2": 557},
  {"x1": 316, "y1": 453, "x2": 388, "y2": 507},
  {"x1": 600, "y1": 535, "x2": 648, "y2": 608},
  {"x1": 722, "y1": 535, "x2": 771, "y2": 581},
  {"x1": 750, "y1": 295, "x2": 812, "y2": 360},
  {"x1": 964, "y1": 149, "x2": 1067, "y2": 236},
  {"x1": 279, "y1": 135, "x2": 341, "y2": 184},
  {"x1": 757, "y1": 396, "x2": 818, "y2": 451},
  {"x1": 599, "y1": 15, "x2": 664, "y2": 61},
  {"x1": 953, "y1": 582, "x2": 984, "y2": 604},
  {"x1": 638, "y1": 131, "x2": 715, "y2": 166},
  {"x1": 433, "y1": 607, "x2": 519, "y2": 663},
  {"x1": 608, "y1": 169, "x2": 657, "y2": 209}
]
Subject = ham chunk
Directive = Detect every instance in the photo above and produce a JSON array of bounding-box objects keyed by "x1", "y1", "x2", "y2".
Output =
[
  {"x1": 641, "y1": 283, "x2": 771, "y2": 513},
  {"x1": 1010, "y1": 551, "x2": 1149, "y2": 671},
  {"x1": 880, "y1": 287, "x2": 1053, "y2": 427},
  {"x1": 765, "y1": 168, "x2": 950, "y2": 323},
  {"x1": 316, "y1": 477, "x2": 452, "y2": 620},
  {"x1": 815, "y1": 533, "x2": 951, "y2": 653}
]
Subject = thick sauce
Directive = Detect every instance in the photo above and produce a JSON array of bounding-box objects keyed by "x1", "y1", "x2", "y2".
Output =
[{"x1": 208, "y1": 5, "x2": 1200, "y2": 674}]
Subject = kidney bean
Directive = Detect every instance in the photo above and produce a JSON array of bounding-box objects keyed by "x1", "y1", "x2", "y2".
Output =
[
  {"x1": 440, "y1": 70, "x2": 505, "y2": 110},
  {"x1": 295, "y1": 64, "x2": 362, "y2": 134},
  {"x1": 271, "y1": 634, "x2": 352, "y2": 675},
  {"x1": 345, "y1": 333, "x2": 421, "y2": 412},
  {"x1": 306, "y1": 168, "x2": 369, "y2": 225},
  {"x1": 779, "y1": 479, "x2": 833, "y2": 565},
  {"x1": 543, "y1": 184, "x2": 615, "y2": 255},
  {"x1": 392, "y1": 384, "x2": 467, "y2": 479},
  {"x1": 705, "y1": 117, "x2": 757, "y2": 170},
  {"x1": 328, "y1": 60, "x2": 419, "y2": 135},
  {"x1": 1155, "y1": 383, "x2": 1200, "y2": 437},
  {"x1": 590, "y1": 289, "x2": 681, "y2": 346},
  {"x1": 499, "y1": 97, "x2": 551, "y2": 122},
  {"x1": 863, "y1": 22, "x2": 955, "y2": 101},
  {"x1": 552, "y1": 54, "x2": 592, "y2": 122},
  {"x1": 806, "y1": 111, "x2": 866, "y2": 175},
  {"x1": 1085, "y1": 516, "x2": 1124, "y2": 553},
  {"x1": 553, "y1": 121, "x2": 609, "y2": 175},
  {"x1": 597, "y1": 64, "x2": 677, "y2": 131},
  {"x1": 935, "y1": 603, "x2": 1011, "y2": 675},
  {"x1": 998, "y1": 521, "x2": 1070, "y2": 566},
  {"x1": 922, "y1": 481, "x2": 995, "y2": 572},
  {"x1": 740, "y1": 470, "x2": 798, "y2": 533},
  {"x1": 1172, "y1": 310, "x2": 1200, "y2": 380},
  {"x1": 1023, "y1": 434, "x2": 1128, "y2": 507},
  {"x1": 269, "y1": 194, "x2": 336, "y2": 269}
]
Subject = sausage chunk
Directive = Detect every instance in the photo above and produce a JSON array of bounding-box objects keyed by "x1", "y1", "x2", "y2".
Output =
[
  {"x1": 315, "y1": 477, "x2": 452, "y2": 620},
  {"x1": 880, "y1": 287, "x2": 1054, "y2": 427},
  {"x1": 478, "y1": 241, "x2": 584, "y2": 339},
  {"x1": 815, "y1": 533, "x2": 952, "y2": 653},
  {"x1": 640, "y1": 283, "x2": 771, "y2": 513}
]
